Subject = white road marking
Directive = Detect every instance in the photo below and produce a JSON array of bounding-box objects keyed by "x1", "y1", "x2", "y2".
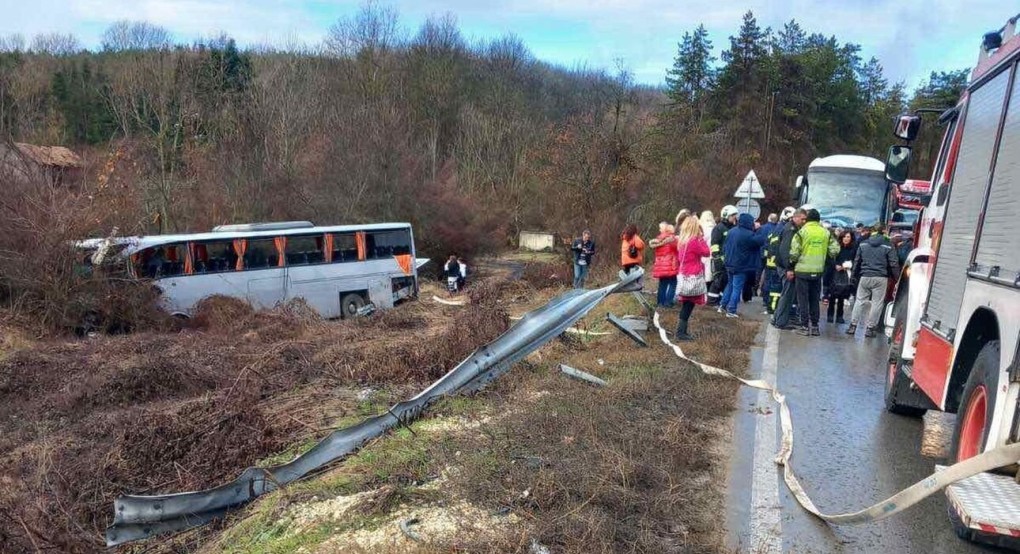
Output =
[{"x1": 749, "y1": 324, "x2": 783, "y2": 553}]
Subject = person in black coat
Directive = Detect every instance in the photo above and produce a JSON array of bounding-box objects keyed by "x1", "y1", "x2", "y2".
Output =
[{"x1": 827, "y1": 231, "x2": 857, "y2": 324}]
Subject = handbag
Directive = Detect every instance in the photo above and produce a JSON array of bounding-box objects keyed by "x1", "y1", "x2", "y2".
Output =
[{"x1": 675, "y1": 238, "x2": 707, "y2": 297}]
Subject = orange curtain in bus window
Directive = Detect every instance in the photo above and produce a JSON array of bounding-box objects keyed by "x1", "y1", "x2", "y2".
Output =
[
  {"x1": 165, "y1": 246, "x2": 178, "y2": 262},
  {"x1": 274, "y1": 237, "x2": 287, "y2": 266},
  {"x1": 395, "y1": 254, "x2": 413, "y2": 276},
  {"x1": 324, "y1": 234, "x2": 334, "y2": 263},
  {"x1": 233, "y1": 239, "x2": 247, "y2": 271},
  {"x1": 184, "y1": 243, "x2": 194, "y2": 275},
  {"x1": 355, "y1": 232, "x2": 367, "y2": 261}
]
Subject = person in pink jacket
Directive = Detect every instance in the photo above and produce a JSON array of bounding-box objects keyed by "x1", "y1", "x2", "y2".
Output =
[
  {"x1": 675, "y1": 215, "x2": 711, "y2": 340},
  {"x1": 649, "y1": 222, "x2": 678, "y2": 307}
]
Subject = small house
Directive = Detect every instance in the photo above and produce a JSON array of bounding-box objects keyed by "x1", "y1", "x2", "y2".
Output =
[{"x1": 0, "y1": 142, "x2": 84, "y2": 187}]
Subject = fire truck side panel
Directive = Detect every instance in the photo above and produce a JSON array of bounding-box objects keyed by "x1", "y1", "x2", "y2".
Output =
[
  {"x1": 925, "y1": 71, "x2": 1010, "y2": 339},
  {"x1": 950, "y1": 279, "x2": 1020, "y2": 452},
  {"x1": 974, "y1": 66, "x2": 1020, "y2": 277}
]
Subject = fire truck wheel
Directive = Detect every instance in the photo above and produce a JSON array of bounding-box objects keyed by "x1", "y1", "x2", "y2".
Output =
[
  {"x1": 885, "y1": 297, "x2": 926, "y2": 417},
  {"x1": 951, "y1": 341, "x2": 1002, "y2": 463}
]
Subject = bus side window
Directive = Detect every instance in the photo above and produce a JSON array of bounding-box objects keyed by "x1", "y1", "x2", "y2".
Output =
[
  {"x1": 199, "y1": 241, "x2": 235, "y2": 273},
  {"x1": 244, "y1": 239, "x2": 276, "y2": 269},
  {"x1": 368, "y1": 230, "x2": 412, "y2": 258},
  {"x1": 136, "y1": 245, "x2": 186, "y2": 278},
  {"x1": 331, "y1": 233, "x2": 357, "y2": 263},
  {"x1": 286, "y1": 235, "x2": 324, "y2": 266}
]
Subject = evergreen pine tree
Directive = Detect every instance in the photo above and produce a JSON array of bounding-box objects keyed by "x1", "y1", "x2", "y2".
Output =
[{"x1": 665, "y1": 24, "x2": 715, "y2": 105}]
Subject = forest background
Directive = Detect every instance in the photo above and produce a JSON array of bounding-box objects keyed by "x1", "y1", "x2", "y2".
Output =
[{"x1": 0, "y1": 4, "x2": 967, "y2": 322}]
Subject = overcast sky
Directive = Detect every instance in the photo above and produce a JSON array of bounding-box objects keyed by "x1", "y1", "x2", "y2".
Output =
[{"x1": 0, "y1": 0, "x2": 1008, "y2": 90}]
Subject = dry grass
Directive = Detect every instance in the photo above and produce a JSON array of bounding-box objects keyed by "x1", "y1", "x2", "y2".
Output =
[
  {"x1": 197, "y1": 289, "x2": 758, "y2": 554},
  {"x1": 0, "y1": 278, "x2": 511, "y2": 553}
]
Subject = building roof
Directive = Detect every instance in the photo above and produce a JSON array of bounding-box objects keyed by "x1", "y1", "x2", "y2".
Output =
[{"x1": 13, "y1": 142, "x2": 84, "y2": 168}]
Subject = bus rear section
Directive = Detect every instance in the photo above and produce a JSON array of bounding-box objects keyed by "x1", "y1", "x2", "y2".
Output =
[{"x1": 883, "y1": 14, "x2": 1020, "y2": 548}]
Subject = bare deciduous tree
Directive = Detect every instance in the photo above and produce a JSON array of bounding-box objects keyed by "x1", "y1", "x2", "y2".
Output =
[{"x1": 101, "y1": 20, "x2": 172, "y2": 52}]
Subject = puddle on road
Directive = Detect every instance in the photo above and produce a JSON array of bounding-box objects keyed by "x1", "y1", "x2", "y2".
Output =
[{"x1": 921, "y1": 411, "x2": 956, "y2": 459}]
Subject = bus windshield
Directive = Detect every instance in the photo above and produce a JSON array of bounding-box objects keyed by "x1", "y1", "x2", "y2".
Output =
[{"x1": 806, "y1": 170, "x2": 888, "y2": 227}]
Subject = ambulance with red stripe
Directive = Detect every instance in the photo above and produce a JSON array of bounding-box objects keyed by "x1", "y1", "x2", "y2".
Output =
[{"x1": 884, "y1": 13, "x2": 1020, "y2": 547}]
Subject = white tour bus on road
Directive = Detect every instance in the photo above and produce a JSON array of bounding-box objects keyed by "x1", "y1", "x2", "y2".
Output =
[
  {"x1": 81, "y1": 221, "x2": 426, "y2": 319},
  {"x1": 795, "y1": 154, "x2": 889, "y2": 227}
]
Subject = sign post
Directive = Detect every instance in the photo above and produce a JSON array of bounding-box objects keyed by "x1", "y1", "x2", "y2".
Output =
[{"x1": 734, "y1": 170, "x2": 765, "y2": 219}]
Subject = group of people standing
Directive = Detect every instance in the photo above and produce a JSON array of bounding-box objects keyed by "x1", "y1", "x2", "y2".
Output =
[
  {"x1": 568, "y1": 202, "x2": 901, "y2": 341},
  {"x1": 768, "y1": 209, "x2": 900, "y2": 337}
]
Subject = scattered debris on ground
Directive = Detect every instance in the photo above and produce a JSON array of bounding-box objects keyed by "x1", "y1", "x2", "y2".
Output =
[
  {"x1": 199, "y1": 287, "x2": 758, "y2": 554},
  {"x1": 0, "y1": 259, "x2": 758, "y2": 553}
]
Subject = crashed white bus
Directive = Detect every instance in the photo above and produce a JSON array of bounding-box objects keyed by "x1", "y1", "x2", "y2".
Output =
[
  {"x1": 883, "y1": 14, "x2": 1020, "y2": 548},
  {"x1": 79, "y1": 221, "x2": 424, "y2": 319}
]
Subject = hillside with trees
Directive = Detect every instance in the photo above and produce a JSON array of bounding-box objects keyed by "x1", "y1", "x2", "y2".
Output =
[{"x1": 0, "y1": 6, "x2": 967, "y2": 323}]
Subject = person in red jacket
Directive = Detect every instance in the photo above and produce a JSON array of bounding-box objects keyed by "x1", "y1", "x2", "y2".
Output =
[
  {"x1": 650, "y1": 222, "x2": 679, "y2": 307},
  {"x1": 675, "y1": 216, "x2": 711, "y2": 340}
]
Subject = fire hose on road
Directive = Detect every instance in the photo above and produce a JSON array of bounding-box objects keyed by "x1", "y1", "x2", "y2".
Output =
[{"x1": 650, "y1": 312, "x2": 1020, "y2": 525}]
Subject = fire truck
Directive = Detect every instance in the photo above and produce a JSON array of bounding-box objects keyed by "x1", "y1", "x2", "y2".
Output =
[
  {"x1": 886, "y1": 178, "x2": 931, "y2": 234},
  {"x1": 884, "y1": 13, "x2": 1020, "y2": 548}
]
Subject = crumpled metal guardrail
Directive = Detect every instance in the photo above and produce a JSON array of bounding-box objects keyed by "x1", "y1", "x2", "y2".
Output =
[{"x1": 105, "y1": 268, "x2": 644, "y2": 546}]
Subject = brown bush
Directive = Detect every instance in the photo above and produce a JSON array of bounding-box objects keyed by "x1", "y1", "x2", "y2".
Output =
[{"x1": 0, "y1": 270, "x2": 514, "y2": 552}]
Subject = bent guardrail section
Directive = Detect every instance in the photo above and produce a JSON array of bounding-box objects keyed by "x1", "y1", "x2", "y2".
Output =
[{"x1": 105, "y1": 269, "x2": 644, "y2": 546}]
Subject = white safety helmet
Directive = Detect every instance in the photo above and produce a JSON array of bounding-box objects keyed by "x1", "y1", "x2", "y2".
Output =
[
  {"x1": 780, "y1": 206, "x2": 796, "y2": 221},
  {"x1": 721, "y1": 205, "x2": 739, "y2": 219}
]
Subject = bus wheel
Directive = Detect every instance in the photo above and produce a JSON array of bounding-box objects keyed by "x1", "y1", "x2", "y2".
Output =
[
  {"x1": 951, "y1": 341, "x2": 1001, "y2": 463},
  {"x1": 340, "y1": 293, "x2": 365, "y2": 319},
  {"x1": 885, "y1": 297, "x2": 926, "y2": 417}
]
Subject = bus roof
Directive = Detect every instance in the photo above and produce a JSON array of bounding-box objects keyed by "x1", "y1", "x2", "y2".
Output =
[
  {"x1": 79, "y1": 223, "x2": 413, "y2": 256},
  {"x1": 807, "y1": 155, "x2": 885, "y2": 173}
]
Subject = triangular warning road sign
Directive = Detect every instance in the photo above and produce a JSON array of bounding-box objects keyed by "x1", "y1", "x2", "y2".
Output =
[{"x1": 734, "y1": 170, "x2": 766, "y2": 199}]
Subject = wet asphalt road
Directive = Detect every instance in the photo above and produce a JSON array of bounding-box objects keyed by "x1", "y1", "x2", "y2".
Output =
[{"x1": 725, "y1": 307, "x2": 998, "y2": 553}]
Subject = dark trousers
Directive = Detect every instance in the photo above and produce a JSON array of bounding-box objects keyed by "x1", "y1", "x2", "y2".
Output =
[
  {"x1": 742, "y1": 270, "x2": 756, "y2": 302},
  {"x1": 764, "y1": 268, "x2": 782, "y2": 314},
  {"x1": 657, "y1": 276, "x2": 677, "y2": 307},
  {"x1": 827, "y1": 297, "x2": 846, "y2": 321},
  {"x1": 796, "y1": 273, "x2": 822, "y2": 327},
  {"x1": 707, "y1": 258, "x2": 727, "y2": 305},
  {"x1": 772, "y1": 273, "x2": 796, "y2": 327}
]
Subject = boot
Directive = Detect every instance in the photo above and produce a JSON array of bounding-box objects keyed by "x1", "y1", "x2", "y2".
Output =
[
  {"x1": 797, "y1": 324, "x2": 813, "y2": 336},
  {"x1": 811, "y1": 326, "x2": 821, "y2": 336},
  {"x1": 676, "y1": 319, "x2": 694, "y2": 341},
  {"x1": 845, "y1": 324, "x2": 857, "y2": 335},
  {"x1": 865, "y1": 327, "x2": 876, "y2": 338}
]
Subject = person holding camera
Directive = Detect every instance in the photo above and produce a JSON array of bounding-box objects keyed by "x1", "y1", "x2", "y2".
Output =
[{"x1": 571, "y1": 230, "x2": 596, "y2": 288}]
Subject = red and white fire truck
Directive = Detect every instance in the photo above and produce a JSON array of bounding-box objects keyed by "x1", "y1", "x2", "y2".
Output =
[
  {"x1": 885, "y1": 178, "x2": 931, "y2": 234},
  {"x1": 884, "y1": 13, "x2": 1020, "y2": 548}
]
